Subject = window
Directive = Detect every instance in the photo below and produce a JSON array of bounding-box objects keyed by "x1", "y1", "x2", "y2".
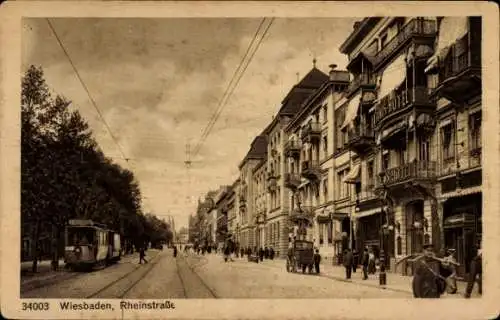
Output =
[
  {"x1": 335, "y1": 106, "x2": 347, "y2": 151},
  {"x1": 367, "y1": 160, "x2": 374, "y2": 187},
  {"x1": 469, "y1": 111, "x2": 481, "y2": 151},
  {"x1": 323, "y1": 136, "x2": 328, "y2": 158},
  {"x1": 419, "y1": 138, "x2": 430, "y2": 162},
  {"x1": 337, "y1": 169, "x2": 350, "y2": 199},
  {"x1": 319, "y1": 224, "x2": 324, "y2": 245},
  {"x1": 323, "y1": 178, "x2": 328, "y2": 201},
  {"x1": 397, "y1": 145, "x2": 406, "y2": 165},
  {"x1": 380, "y1": 33, "x2": 388, "y2": 48},
  {"x1": 441, "y1": 123, "x2": 455, "y2": 162},
  {"x1": 323, "y1": 105, "x2": 328, "y2": 123},
  {"x1": 327, "y1": 221, "x2": 333, "y2": 244},
  {"x1": 382, "y1": 151, "x2": 390, "y2": 170}
]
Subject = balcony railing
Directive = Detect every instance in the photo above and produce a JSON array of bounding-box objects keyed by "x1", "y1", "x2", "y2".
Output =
[
  {"x1": 346, "y1": 73, "x2": 377, "y2": 95},
  {"x1": 284, "y1": 173, "x2": 301, "y2": 189},
  {"x1": 373, "y1": 18, "x2": 436, "y2": 68},
  {"x1": 348, "y1": 126, "x2": 374, "y2": 142},
  {"x1": 301, "y1": 122, "x2": 322, "y2": 140},
  {"x1": 377, "y1": 160, "x2": 436, "y2": 187},
  {"x1": 439, "y1": 33, "x2": 481, "y2": 84},
  {"x1": 284, "y1": 139, "x2": 301, "y2": 158},
  {"x1": 301, "y1": 159, "x2": 320, "y2": 173},
  {"x1": 373, "y1": 86, "x2": 433, "y2": 126}
]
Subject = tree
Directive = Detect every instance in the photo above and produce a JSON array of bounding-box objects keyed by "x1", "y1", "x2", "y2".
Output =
[{"x1": 21, "y1": 65, "x2": 171, "y2": 272}]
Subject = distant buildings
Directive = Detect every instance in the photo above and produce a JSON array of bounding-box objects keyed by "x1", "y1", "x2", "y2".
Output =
[{"x1": 195, "y1": 16, "x2": 482, "y2": 278}]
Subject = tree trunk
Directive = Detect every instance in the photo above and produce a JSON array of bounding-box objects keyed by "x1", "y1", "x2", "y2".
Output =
[
  {"x1": 31, "y1": 219, "x2": 41, "y2": 273},
  {"x1": 51, "y1": 224, "x2": 60, "y2": 271}
]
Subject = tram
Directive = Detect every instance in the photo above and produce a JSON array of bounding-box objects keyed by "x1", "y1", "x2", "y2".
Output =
[{"x1": 64, "y1": 219, "x2": 122, "y2": 270}]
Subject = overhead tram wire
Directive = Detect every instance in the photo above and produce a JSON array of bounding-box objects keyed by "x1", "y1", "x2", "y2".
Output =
[
  {"x1": 46, "y1": 18, "x2": 129, "y2": 163},
  {"x1": 192, "y1": 18, "x2": 266, "y2": 158},
  {"x1": 192, "y1": 18, "x2": 275, "y2": 158}
]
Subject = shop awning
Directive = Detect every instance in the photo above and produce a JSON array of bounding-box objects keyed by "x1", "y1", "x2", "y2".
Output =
[
  {"x1": 331, "y1": 212, "x2": 349, "y2": 221},
  {"x1": 377, "y1": 54, "x2": 407, "y2": 100},
  {"x1": 377, "y1": 119, "x2": 407, "y2": 144},
  {"x1": 316, "y1": 214, "x2": 331, "y2": 223},
  {"x1": 334, "y1": 96, "x2": 348, "y2": 110},
  {"x1": 438, "y1": 186, "x2": 482, "y2": 200},
  {"x1": 340, "y1": 92, "x2": 362, "y2": 130},
  {"x1": 355, "y1": 207, "x2": 386, "y2": 219},
  {"x1": 444, "y1": 213, "x2": 476, "y2": 229},
  {"x1": 410, "y1": 113, "x2": 434, "y2": 129},
  {"x1": 425, "y1": 17, "x2": 469, "y2": 73},
  {"x1": 342, "y1": 164, "x2": 361, "y2": 184}
]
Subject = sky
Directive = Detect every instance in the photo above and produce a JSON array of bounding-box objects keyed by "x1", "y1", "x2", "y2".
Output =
[{"x1": 22, "y1": 17, "x2": 356, "y2": 230}]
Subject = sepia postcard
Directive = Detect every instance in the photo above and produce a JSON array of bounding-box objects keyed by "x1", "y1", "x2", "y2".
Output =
[{"x1": 1, "y1": 1, "x2": 499, "y2": 319}]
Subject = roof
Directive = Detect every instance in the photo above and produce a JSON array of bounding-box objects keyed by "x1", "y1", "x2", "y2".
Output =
[
  {"x1": 278, "y1": 67, "x2": 329, "y2": 115},
  {"x1": 238, "y1": 135, "x2": 268, "y2": 169},
  {"x1": 339, "y1": 18, "x2": 381, "y2": 54}
]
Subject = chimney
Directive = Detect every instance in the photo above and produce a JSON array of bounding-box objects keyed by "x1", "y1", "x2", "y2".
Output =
[{"x1": 329, "y1": 64, "x2": 338, "y2": 81}]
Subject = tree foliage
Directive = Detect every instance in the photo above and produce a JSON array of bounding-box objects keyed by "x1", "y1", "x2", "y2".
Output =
[{"x1": 21, "y1": 66, "x2": 172, "y2": 270}]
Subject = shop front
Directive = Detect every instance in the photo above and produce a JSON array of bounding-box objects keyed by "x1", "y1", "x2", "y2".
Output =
[{"x1": 442, "y1": 192, "x2": 482, "y2": 278}]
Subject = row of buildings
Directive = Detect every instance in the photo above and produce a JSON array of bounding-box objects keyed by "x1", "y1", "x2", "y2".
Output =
[{"x1": 189, "y1": 16, "x2": 482, "y2": 278}]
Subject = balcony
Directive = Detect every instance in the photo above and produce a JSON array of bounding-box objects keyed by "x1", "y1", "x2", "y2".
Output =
[
  {"x1": 373, "y1": 86, "x2": 434, "y2": 128},
  {"x1": 372, "y1": 18, "x2": 436, "y2": 70},
  {"x1": 434, "y1": 33, "x2": 481, "y2": 103},
  {"x1": 377, "y1": 160, "x2": 436, "y2": 188},
  {"x1": 346, "y1": 73, "x2": 377, "y2": 97},
  {"x1": 284, "y1": 173, "x2": 301, "y2": 190},
  {"x1": 267, "y1": 173, "x2": 278, "y2": 192},
  {"x1": 301, "y1": 159, "x2": 320, "y2": 180},
  {"x1": 284, "y1": 139, "x2": 301, "y2": 159},
  {"x1": 346, "y1": 126, "x2": 375, "y2": 154},
  {"x1": 301, "y1": 122, "x2": 322, "y2": 144}
]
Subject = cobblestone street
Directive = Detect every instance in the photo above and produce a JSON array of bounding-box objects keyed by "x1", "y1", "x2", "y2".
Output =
[{"x1": 21, "y1": 249, "x2": 481, "y2": 299}]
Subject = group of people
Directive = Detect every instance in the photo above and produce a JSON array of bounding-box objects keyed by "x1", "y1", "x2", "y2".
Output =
[{"x1": 341, "y1": 247, "x2": 377, "y2": 280}]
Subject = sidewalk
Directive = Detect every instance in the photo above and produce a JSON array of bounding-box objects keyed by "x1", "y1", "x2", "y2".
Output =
[
  {"x1": 223, "y1": 255, "x2": 481, "y2": 298},
  {"x1": 21, "y1": 250, "x2": 160, "y2": 293}
]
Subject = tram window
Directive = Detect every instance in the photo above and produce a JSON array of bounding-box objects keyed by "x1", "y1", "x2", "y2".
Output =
[{"x1": 66, "y1": 227, "x2": 95, "y2": 246}]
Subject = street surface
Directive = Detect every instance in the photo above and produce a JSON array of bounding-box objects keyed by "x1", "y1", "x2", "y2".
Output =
[{"x1": 22, "y1": 248, "x2": 478, "y2": 299}]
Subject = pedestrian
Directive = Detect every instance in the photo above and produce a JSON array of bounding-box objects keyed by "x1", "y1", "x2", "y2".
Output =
[
  {"x1": 139, "y1": 247, "x2": 148, "y2": 264},
  {"x1": 343, "y1": 249, "x2": 353, "y2": 279},
  {"x1": 368, "y1": 249, "x2": 376, "y2": 274},
  {"x1": 270, "y1": 247, "x2": 275, "y2": 260},
  {"x1": 259, "y1": 247, "x2": 264, "y2": 262},
  {"x1": 465, "y1": 244, "x2": 482, "y2": 298},
  {"x1": 223, "y1": 246, "x2": 230, "y2": 262},
  {"x1": 314, "y1": 249, "x2": 321, "y2": 274},
  {"x1": 361, "y1": 247, "x2": 369, "y2": 280},
  {"x1": 264, "y1": 247, "x2": 269, "y2": 259},
  {"x1": 352, "y1": 249, "x2": 359, "y2": 273},
  {"x1": 241, "y1": 248, "x2": 244, "y2": 259},
  {"x1": 173, "y1": 246, "x2": 178, "y2": 258},
  {"x1": 412, "y1": 244, "x2": 443, "y2": 298}
]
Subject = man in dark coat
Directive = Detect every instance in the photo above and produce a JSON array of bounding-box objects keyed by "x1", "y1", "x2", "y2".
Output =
[
  {"x1": 259, "y1": 247, "x2": 264, "y2": 262},
  {"x1": 270, "y1": 247, "x2": 275, "y2": 260},
  {"x1": 343, "y1": 249, "x2": 353, "y2": 279},
  {"x1": 314, "y1": 249, "x2": 321, "y2": 274},
  {"x1": 464, "y1": 247, "x2": 482, "y2": 298},
  {"x1": 264, "y1": 247, "x2": 269, "y2": 259},
  {"x1": 412, "y1": 244, "x2": 444, "y2": 298},
  {"x1": 352, "y1": 249, "x2": 359, "y2": 273},
  {"x1": 361, "y1": 247, "x2": 369, "y2": 280}
]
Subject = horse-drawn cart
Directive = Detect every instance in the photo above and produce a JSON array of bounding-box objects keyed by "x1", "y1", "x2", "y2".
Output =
[{"x1": 286, "y1": 240, "x2": 315, "y2": 274}]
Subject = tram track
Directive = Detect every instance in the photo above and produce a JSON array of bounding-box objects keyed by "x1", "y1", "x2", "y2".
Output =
[
  {"x1": 86, "y1": 250, "x2": 163, "y2": 299},
  {"x1": 175, "y1": 254, "x2": 218, "y2": 298}
]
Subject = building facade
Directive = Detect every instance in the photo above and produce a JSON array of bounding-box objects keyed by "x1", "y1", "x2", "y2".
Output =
[
  {"x1": 337, "y1": 16, "x2": 482, "y2": 277},
  {"x1": 284, "y1": 65, "x2": 349, "y2": 260},
  {"x1": 238, "y1": 135, "x2": 268, "y2": 251},
  {"x1": 200, "y1": 16, "x2": 482, "y2": 279}
]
